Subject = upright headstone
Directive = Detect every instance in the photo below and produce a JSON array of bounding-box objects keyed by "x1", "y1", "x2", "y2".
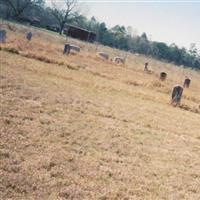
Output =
[
  {"x1": 63, "y1": 44, "x2": 71, "y2": 55},
  {"x1": 26, "y1": 32, "x2": 33, "y2": 41},
  {"x1": 144, "y1": 62, "x2": 148, "y2": 71},
  {"x1": 171, "y1": 85, "x2": 183, "y2": 106},
  {"x1": 160, "y1": 72, "x2": 167, "y2": 81},
  {"x1": 0, "y1": 30, "x2": 6, "y2": 43},
  {"x1": 183, "y1": 78, "x2": 191, "y2": 88}
]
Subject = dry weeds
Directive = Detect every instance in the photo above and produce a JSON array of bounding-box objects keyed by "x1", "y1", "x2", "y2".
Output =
[{"x1": 0, "y1": 23, "x2": 200, "y2": 200}]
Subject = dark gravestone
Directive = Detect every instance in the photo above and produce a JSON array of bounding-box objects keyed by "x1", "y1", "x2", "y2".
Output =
[
  {"x1": 144, "y1": 62, "x2": 148, "y2": 71},
  {"x1": 63, "y1": 44, "x2": 71, "y2": 55},
  {"x1": 26, "y1": 32, "x2": 33, "y2": 41},
  {"x1": 171, "y1": 85, "x2": 183, "y2": 106},
  {"x1": 183, "y1": 78, "x2": 191, "y2": 88},
  {"x1": 160, "y1": 72, "x2": 167, "y2": 81},
  {"x1": 0, "y1": 30, "x2": 6, "y2": 43}
]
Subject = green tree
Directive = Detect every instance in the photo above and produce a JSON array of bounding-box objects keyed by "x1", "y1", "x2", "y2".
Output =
[
  {"x1": 0, "y1": 0, "x2": 44, "y2": 20},
  {"x1": 141, "y1": 32, "x2": 148, "y2": 41},
  {"x1": 189, "y1": 43, "x2": 198, "y2": 57}
]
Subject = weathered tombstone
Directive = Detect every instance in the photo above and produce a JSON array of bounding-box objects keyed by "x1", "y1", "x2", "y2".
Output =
[
  {"x1": 26, "y1": 32, "x2": 33, "y2": 41},
  {"x1": 144, "y1": 62, "x2": 153, "y2": 74},
  {"x1": 114, "y1": 56, "x2": 126, "y2": 64},
  {"x1": 97, "y1": 52, "x2": 109, "y2": 60},
  {"x1": 183, "y1": 78, "x2": 191, "y2": 88},
  {"x1": 70, "y1": 45, "x2": 80, "y2": 53},
  {"x1": 160, "y1": 72, "x2": 167, "y2": 81},
  {"x1": 0, "y1": 30, "x2": 6, "y2": 43},
  {"x1": 171, "y1": 85, "x2": 183, "y2": 106},
  {"x1": 63, "y1": 44, "x2": 71, "y2": 55},
  {"x1": 144, "y1": 62, "x2": 148, "y2": 71}
]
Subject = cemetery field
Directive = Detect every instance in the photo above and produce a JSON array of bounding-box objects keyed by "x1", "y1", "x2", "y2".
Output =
[{"x1": 1, "y1": 23, "x2": 200, "y2": 200}]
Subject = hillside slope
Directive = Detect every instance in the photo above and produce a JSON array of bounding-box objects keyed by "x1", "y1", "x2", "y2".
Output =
[{"x1": 1, "y1": 23, "x2": 200, "y2": 200}]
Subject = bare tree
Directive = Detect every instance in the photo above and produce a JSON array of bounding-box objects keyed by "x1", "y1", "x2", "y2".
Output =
[
  {"x1": 1, "y1": 0, "x2": 43, "y2": 20},
  {"x1": 51, "y1": 0, "x2": 77, "y2": 35}
]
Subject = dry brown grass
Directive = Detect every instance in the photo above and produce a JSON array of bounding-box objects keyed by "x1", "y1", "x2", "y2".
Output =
[{"x1": 1, "y1": 22, "x2": 200, "y2": 200}]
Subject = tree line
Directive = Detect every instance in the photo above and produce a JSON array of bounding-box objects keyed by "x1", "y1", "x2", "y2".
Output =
[{"x1": 0, "y1": 0, "x2": 199, "y2": 69}]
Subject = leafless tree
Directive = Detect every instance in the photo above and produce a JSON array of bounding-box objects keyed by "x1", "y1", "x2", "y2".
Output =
[{"x1": 51, "y1": 0, "x2": 77, "y2": 35}]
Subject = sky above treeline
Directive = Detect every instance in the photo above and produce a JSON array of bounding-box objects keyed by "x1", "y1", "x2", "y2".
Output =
[{"x1": 45, "y1": 0, "x2": 200, "y2": 51}]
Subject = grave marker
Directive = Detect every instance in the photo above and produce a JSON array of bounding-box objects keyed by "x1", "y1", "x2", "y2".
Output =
[{"x1": 0, "y1": 30, "x2": 6, "y2": 43}]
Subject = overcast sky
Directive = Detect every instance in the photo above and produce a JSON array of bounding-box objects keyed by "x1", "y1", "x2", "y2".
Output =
[{"x1": 45, "y1": 0, "x2": 200, "y2": 50}]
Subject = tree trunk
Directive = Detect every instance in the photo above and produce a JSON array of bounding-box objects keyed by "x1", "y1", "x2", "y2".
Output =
[{"x1": 59, "y1": 22, "x2": 66, "y2": 35}]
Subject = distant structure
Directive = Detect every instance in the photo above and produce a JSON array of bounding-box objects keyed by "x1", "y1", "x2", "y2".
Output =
[
  {"x1": 97, "y1": 52, "x2": 109, "y2": 60},
  {"x1": 63, "y1": 25, "x2": 96, "y2": 43},
  {"x1": 171, "y1": 85, "x2": 183, "y2": 106},
  {"x1": 160, "y1": 72, "x2": 167, "y2": 81},
  {"x1": 0, "y1": 30, "x2": 6, "y2": 43},
  {"x1": 26, "y1": 32, "x2": 33, "y2": 41},
  {"x1": 183, "y1": 77, "x2": 191, "y2": 88}
]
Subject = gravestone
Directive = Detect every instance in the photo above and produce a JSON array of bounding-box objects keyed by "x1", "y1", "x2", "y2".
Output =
[
  {"x1": 0, "y1": 30, "x2": 6, "y2": 43},
  {"x1": 171, "y1": 85, "x2": 183, "y2": 106},
  {"x1": 114, "y1": 57, "x2": 125, "y2": 64},
  {"x1": 70, "y1": 45, "x2": 80, "y2": 52},
  {"x1": 160, "y1": 72, "x2": 167, "y2": 81},
  {"x1": 97, "y1": 52, "x2": 109, "y2": 60},
  {"x1": 183, "y1": 78, "x2": 191, "y2": 88},
  {"x1": 63, "y1": 44, "x2": 71, "y2": 55},
  {"x1": 26, "y1": 32, "x2": 33, "y2": 41},
  {"x1": 144, "y1": 62, "x2": 148, "y2": 71}
]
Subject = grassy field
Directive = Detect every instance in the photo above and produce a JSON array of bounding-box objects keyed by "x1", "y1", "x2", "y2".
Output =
[{"x1": 0, "y1": 23, "x2": 200, "y2": 200}]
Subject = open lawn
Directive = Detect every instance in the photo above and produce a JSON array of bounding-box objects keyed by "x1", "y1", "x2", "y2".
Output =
[{"x1": 0, "y1": 23, "x2": 200, "y2": 200}]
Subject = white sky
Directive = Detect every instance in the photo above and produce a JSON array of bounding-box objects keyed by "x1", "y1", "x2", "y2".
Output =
[{"x1": 45, "y1": 0, "x2": 200, "y2": 50}]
